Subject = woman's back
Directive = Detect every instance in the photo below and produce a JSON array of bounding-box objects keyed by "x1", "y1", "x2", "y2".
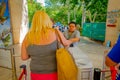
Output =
[
  {"x1": 27, "y1": 40, "x2": 57, "y2": 73},
  {"x1": 34, "y1": 29, "x2": 57, "y2": 45}
]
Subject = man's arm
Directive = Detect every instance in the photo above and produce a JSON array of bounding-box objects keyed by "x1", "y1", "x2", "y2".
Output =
[
  {"x1": 69, "y1": 37, "x2": 80, "y2": 43},
  {"x1": 70, "y1": 30, "x2": 80, "y2": 43}
]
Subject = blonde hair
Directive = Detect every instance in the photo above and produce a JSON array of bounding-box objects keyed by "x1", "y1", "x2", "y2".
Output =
[{"x1": 26, "y1": 10, "x2": 53, "y2": 44}]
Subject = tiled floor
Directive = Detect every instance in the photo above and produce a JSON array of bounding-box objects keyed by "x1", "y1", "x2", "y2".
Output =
[{"x1": 0, "y1": 67, "x2": 12, "y2": 80}]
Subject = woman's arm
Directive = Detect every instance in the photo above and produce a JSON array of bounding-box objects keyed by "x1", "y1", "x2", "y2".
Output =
[
  {"x1": 69, "y1": 30, "x2": 80, "y2": 42},
  {"x1": 69, "y1": 38, "x2": 80, "y2": 43},
  {"x1": 21, "y1": 37, "x2": 30, "y2": 60},
  {"x1": 56, "y1": 29, "x2": 72, "y2": 47}
]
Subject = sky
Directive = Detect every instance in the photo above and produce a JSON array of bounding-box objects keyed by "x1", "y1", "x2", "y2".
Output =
[{"x1": 36, "y1": 0, "x2": 45, "y2": 6}]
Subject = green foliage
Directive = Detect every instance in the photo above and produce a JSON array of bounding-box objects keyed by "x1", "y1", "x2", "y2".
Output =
[
  {"x1": 2, "y1": 34, "x2": 10, "y2": 47},
  {"x1": 85, "y1": 0, "x2": 108, "y2": 22},
  {"x1": 45, "y1": 0, "x2": 68, "y2": 25},
  {"x1": 27, "y1": 0, "x2": 108, "y2": 26},
  {"x1": 27, "y1": 0, "x2": 45, "y2": 24}
]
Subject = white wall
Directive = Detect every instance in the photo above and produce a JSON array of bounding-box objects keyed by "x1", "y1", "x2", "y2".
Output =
[{"x1": 105, "y1": 0, "x2": 120, "y2": 46}]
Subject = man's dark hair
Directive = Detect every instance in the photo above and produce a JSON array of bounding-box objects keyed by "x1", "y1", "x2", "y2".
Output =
[{"x1": 68, "y1": 22, "x2": 77, "y2": 26}]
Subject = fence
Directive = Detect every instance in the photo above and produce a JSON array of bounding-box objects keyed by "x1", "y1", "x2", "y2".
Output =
[{"x1": 82, "y1": 22, "x2": 106, "y2": 41}]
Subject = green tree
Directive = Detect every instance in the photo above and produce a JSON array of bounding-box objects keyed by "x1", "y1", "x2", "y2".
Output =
[
  {"x1": 45, "y1": 0, "x2": 68, "y2": 25},
  {"x1": 46, "y1": 0, "x2": 108, "y2": 22},
  {"x1": 27, "y1": 0, "x2": 45, "y2": 25},
  {"x1": 85, "y1": 0, "x2": 108, "y2": 22},
  {"x1": 28, "y1": 0, "x2": 108, "y2": 26}
]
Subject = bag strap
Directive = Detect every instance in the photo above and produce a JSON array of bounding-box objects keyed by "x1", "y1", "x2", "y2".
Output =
[
  {"x1": 55, "y1": 29, "x2": 69, "y2": 49},
  {"x1": 55, "y1": 29, "x2": 64, "y2": 45},
  {"x1": 55, "y1": 29, "x2": 60, "y2": 49}
]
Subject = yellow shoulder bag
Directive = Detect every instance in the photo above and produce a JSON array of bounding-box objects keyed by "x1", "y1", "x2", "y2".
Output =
[{"x1": 55, "y1": 29, "x2": 78, "y2": 80}]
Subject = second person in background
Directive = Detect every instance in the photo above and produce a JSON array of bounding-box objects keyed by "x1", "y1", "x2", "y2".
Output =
[{"x1": 63, "y1": 22, "x2": 80, "y2": 47}]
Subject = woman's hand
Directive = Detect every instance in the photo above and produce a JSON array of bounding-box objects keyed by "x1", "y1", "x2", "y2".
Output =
[
  {"x1": 54, "y1": 26, "x2": 59, "y2": 30},
  {"x1": 64, "y1": 40, "x2": 72, "y2": 47}
]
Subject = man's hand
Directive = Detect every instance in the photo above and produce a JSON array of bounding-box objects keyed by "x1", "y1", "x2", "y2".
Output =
[{"x1": 115, "y1": 63, "x2": 120, "y2": 71}]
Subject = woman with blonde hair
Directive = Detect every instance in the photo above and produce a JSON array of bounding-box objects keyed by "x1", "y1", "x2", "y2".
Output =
[{"x1": 21, "y1": 10, "x2": 72, "y2": 80}]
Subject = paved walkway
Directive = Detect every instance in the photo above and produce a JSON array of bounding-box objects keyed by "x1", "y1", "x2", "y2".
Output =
[{"x1": 78, "y1": 36, "x2": 107, "y2": 69}]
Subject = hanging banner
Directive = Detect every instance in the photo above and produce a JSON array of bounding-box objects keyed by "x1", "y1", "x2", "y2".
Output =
[{"x1": 0, "y1": 0, "x2": 13, "y2": 48}]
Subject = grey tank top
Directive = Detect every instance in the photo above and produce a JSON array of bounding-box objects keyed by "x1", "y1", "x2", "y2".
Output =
[{"x1": 26, "y1": 40, "x2": 57, "y2": 73}]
